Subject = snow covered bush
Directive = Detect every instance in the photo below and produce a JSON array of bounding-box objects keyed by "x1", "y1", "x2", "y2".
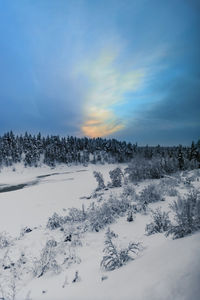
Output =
[
  {"x1": 145, "y1": 208, "x2": 171, "y2": 235},
  {"x1": 93, "y1": 171, "x2": 105, "y2": 190},
  {"x1": 160, "y1": 176, "x2": 179, "y2": 187},
  {"x1": 101, "y1": 228, "x2": 140, "y2": 271},
  {"x1": 107, "y1": 194, "x2": 130, "y2": 216},
  {"x1": 0, "y1": 267, "x2": 19, "y2": 300},
  {"x1": 34, "y1": 239, "x2": 60, "y2": 277},
  {"x1": 125, "y1": 158, "x2": 165, "y2": 182},
  {"x1": 46, "y1": 212, "x2": 64, "y2": 230},
  {"x1": 109, "y1": 167, "x2": 123, "y2": 187},
  {"x1": 157, "y1": 178, "x2": 178, "y2": 197},
  {"x1": 0, "y1": 232, "x2": 12, "y2": 249},
  {"x1": 139, "y1": 184, "x2": 164, "y2": 204},
  {"x1": 47, "y1": 194, "x2": 132, "y2": 233},
  {"x1": 88, "y1": 194, "x2": 131, "y2": 231},
  {"x1": 88, "y1": 202, "x2": 115, "y2": 232},
  {"x1": 62, "y1": 247, "x2": 81, "y2": 268},
  {"x1": 167, "y1": 190, "x2": 200, "y2": 239},
  {"x1": 0, "y1": 251, "x2": 27, "y2": 300},
  {"x1": 166, "y1": 187, "x2": 178, "y2": 197},
  {"x1": 122, "y1": 184, "x2": 137, "y2": 201},
  {"x1": 67, "y1": 206, "x2": 86, "y2": 223},
  {"x1": 63, "y1": 224, "x2": 83, "y2": 247},
  {"x1": 186, "y1": 174, "x2": 197, "y2": 182}
]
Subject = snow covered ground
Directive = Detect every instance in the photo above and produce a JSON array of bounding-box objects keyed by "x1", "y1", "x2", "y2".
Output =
[
  {"x1": 0, "y1": 164, "x2": 200, "y2": 300},
  {"x1": 0, "y1": 163, "x2": 120, "y2": 235}
]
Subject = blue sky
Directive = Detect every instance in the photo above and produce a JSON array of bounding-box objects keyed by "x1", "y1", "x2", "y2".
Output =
[{"x1": 0, "y1": 0, "x2": 199, "y2": 145}]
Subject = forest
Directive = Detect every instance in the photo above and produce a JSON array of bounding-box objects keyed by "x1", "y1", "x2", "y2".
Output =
[{"x1": 0, "y1": 131, "x2": 199, "y2": 174}]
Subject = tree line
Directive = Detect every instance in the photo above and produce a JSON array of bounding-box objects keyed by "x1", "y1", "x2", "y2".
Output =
[{"x1": 0, "y1": 131, "x2": 199, "y2": 170}]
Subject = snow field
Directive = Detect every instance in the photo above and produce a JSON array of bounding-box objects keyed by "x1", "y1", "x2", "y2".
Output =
[{"x1": 0, "y1": 164, "x2": 199, "y2": 300}]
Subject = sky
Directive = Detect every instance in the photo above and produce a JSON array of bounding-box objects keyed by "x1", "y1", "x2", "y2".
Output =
[{"x1": 0, "y1": 0, "x2": 199, "y2": 145}]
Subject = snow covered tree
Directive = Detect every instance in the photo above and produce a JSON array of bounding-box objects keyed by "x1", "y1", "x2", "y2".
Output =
[
  {"x1": 178, "y1": 145, "x2": 184, "y2": 170},
  {"x1": 189, "y1": 141, "x2": 197, "y2": 161},
  {"x1": 109, "y1": 167, "x2": 123, "y2": 187},
  {"x1": 93, "y1": 171, "x2": 105, "y2": 190},
  {"x1": 0, "y1": 131, "x2": 198, "y2": 170}
]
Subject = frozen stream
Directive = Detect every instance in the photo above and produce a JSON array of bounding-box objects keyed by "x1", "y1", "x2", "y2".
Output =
[
  {"x1": 0, "y1": 170, "x2": 88, "y2": 193},
  {"x1": 0, "y1": 164, "x2": 116, "y2": 235}
]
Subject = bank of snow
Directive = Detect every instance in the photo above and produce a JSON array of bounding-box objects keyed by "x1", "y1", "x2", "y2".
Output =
[{"x1": 17, "y1": 224, "x2": 200, "y2": 300}]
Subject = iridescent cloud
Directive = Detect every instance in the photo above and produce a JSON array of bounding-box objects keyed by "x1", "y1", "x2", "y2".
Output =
[
  {"x1": 80, "y1": 49, "x2": 145, "y2": 137},
  {"x1": 82, "y1": 108, "x2": 124, "y2": 138}
]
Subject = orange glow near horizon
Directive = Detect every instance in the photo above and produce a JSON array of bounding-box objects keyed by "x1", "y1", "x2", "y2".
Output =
[
  {"x1": 81, "y1": 108, "x2": 124, "y2": 137},
  {"x1": 82, "y1": 119, "x2": 124, "y2": 138}
]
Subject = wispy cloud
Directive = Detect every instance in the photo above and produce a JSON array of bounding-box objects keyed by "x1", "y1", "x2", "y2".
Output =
[{"x1": 79, "y1": 48, "x2": 145, "y2": 137}]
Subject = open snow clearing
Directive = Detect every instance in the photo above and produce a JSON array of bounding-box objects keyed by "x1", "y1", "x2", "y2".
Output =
[{"x1": 0, "y1": 164, "x2": 199, "y2": 300}]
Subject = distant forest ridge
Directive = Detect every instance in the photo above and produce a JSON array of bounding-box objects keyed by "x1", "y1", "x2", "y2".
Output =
[{"x1": 0, "y1": 131, "x2": 199, "y2": 169}]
